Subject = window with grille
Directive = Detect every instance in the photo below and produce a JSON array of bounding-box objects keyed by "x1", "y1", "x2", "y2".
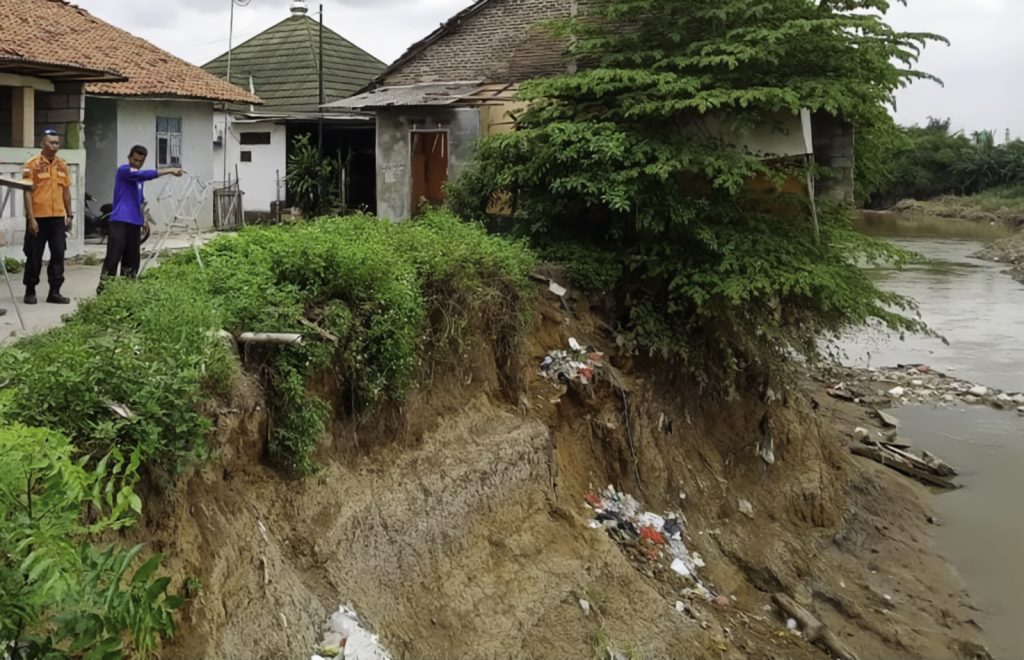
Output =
[{"x1": 156, "y1": 116, "x2": 183, "y2": 167}]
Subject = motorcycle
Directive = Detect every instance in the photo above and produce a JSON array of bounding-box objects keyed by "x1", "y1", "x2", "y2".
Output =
[{"x1": 84, "y1": 193, "x2": 151, "y2": 244}]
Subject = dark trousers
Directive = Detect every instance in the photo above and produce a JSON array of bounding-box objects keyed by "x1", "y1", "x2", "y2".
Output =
[
  {"x1": 101, "y1": 221, "x2": 142, "y2": 281},
  {"x1": 23, "y1": 217, "x2": 66, "y2": 291}
]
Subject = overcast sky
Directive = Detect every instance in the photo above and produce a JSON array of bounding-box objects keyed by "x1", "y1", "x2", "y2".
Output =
[{"x1": 71, "y1": 0, "x2": 1021, "y2": 139}]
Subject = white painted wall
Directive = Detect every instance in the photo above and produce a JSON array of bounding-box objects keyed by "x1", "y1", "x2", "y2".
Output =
[
  {"x1": 0, "y1": 147, "x2": 86, "y2": 259},
  {"x1": 115, "y1": 99, "x2": 215, "y2": 228},
  {"x1": 214, "y1": 112, "x2": 287, "y2": 215}
]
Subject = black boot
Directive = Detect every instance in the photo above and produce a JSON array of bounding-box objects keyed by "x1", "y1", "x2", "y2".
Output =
[
  {"x1": 24, "y1": 288, "x2": 37, "y2": 305},
  {"x1": 47, "y1": 290, "x2": 70, "y2": 304}
]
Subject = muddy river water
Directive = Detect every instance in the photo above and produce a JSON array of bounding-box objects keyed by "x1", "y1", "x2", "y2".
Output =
[{"x1": 841, "y1": 213, "x2": 1024, "y2": 659}]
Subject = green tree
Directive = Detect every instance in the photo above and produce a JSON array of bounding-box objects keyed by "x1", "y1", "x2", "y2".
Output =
[{"x1": 450, "y1": 0, "x2": 941, "y2": 388}]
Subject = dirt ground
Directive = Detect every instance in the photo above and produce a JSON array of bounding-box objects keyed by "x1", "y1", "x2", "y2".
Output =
[{"x1": 136, "y1": 291, "x2": 994, "y2": 660}]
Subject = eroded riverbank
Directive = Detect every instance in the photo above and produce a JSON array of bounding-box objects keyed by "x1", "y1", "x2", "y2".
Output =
[{"x1": 838, "y1": 213, "x2": 1024, "y2": 658}]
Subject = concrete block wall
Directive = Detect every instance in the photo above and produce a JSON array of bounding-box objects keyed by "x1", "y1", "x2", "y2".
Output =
[
  {"x1": 812, "y1": 112, "x2": 855, "y2": 204},
  {"x1": 384, "y1": 0, "x2": 577, "y2": 85},
  {"x1": 377, "y1": 108, "x2": 482, "y2": 220},
  {"x1": 35, "y1": 82, "x2": 86, "y2": 149}
]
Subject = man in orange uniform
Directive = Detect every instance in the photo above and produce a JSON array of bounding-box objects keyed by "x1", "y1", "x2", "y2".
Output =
[{"x1": 22, "y1": 128, "x2": 73, "y2": 305}]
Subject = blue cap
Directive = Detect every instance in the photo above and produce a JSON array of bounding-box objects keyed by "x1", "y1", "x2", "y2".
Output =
[{"x1": 42, "y1": 128, "x2": 58, "y2": 136}]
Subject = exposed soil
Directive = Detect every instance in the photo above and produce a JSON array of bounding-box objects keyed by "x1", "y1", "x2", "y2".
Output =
[{"x1": 135, "y1": 291, "x2": 993, "y2": 660}]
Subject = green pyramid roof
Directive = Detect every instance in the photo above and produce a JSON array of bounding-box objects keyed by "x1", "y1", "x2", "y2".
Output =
[{"x1": 202, "y1": 14, "x2": 386, "y2": 113}]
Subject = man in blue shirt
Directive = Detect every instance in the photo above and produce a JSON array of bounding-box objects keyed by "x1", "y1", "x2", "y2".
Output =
[{"x1": 100, "y1": 145, "x2": 182, "y2": 288}]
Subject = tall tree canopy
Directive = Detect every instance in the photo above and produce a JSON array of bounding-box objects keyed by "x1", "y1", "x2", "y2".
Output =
[{"x1": 451, "y1": 0, "x2": 943, "y2": 389}]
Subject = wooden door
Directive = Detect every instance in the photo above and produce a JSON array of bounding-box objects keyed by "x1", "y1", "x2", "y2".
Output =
[{"x1": 410, "y1": 131, "x2": 448, "y2": 214}]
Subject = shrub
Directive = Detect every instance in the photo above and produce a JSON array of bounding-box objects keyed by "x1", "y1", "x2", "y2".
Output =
[{"x1": 0, "y1": 212, "x2": 533, "y2": 476}]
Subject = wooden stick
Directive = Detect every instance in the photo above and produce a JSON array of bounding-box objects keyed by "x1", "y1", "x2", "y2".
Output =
[
  {"x1": 878, "y1": 443, "x2": 958, "y2": 477},
  {"x1": 773, "y1": 593, "x2": 860, "y2": 660},
  {"x1": 851, "y1": 445, "x2": 958, "y2": 489},
  {"x1": 237, "y1": 332, "x2": 304, "y2": 346}
]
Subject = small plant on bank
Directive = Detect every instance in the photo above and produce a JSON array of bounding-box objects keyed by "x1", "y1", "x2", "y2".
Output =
[
  {"x1": 3, "y1": 256, "x2": 24, "y2": 274},
  {"x1": 0, "y1": 421, "x2": 181, "y2": 659}
]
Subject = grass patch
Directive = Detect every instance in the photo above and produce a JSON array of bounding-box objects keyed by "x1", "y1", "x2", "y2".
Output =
[
  {"x1": 0, "y1": 211, "x2": 533, "y2": 477},
  {"x1": 895, "y1": 186, "x2": 1024, "y2": 223}
]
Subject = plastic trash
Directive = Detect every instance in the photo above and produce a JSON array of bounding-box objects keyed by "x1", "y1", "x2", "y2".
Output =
[{"x1": 670, "y1": 558, "x2": 691, "y2": 577}]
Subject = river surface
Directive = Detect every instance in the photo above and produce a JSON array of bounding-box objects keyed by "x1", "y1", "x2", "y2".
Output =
[{"x1": 842, "y1": 212, "x2": 1024, "y2": 660}]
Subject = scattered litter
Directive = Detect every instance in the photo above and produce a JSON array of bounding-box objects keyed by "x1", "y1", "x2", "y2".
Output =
[
  {"x1": 671, "y1": 558, "x2": 692, "y2": 577},
  {"x1": 548, "y1": 280, "x2": 568, "y2": 298},
  {"x1": 827, "y1": 385, "x2": 856, "y2": 402},
  {"x1": 822, "y1": 364, "x2": 1024, "y2": 413},
  {"x1": 675, "y1": 600, "x2": 687, "y2": 614},
  {"x1": 540, "y1": 338, "x2": 606, "y2": 386},
  {"x1": 107, "y1": 402, "x2": 134, "y2": 419},
  {"x1": 874, "y1": 410, "x2": 900, "y2": 428},
  {"x1": 852, "y1": 427, "x2": 871, "y2": 442},
  {"x1": 786, "y1": 618, "x2": 798, "y2": 631},
  {"x1": 313, "y1": 606, "x2": 389, "y2": 660},
  {"x1": 583, "y1": 486, "x2": 708, "y2": 592},
  {"x1": 579, "y1": 598, "x2": 591, "y2": 617},
  {"x1": 738, "y1": 499, "x2": 754, "y2": 519}
]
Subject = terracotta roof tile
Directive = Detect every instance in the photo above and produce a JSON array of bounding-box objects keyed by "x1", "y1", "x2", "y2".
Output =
[{"x1": 0, "y1": 0, "x2": 260, "y2": 104}]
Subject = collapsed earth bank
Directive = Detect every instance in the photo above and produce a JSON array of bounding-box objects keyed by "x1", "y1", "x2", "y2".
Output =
[{"x1": 143, "y1": 293, "x2": 990, "y2": 660}]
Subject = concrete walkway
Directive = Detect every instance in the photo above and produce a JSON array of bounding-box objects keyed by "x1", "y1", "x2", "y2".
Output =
[{"x1": 0, "y1": 263, "x2": 102, "y2": 342}]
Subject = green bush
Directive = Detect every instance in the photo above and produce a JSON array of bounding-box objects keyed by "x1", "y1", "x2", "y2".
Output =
[{"x1": 538, "y1": 243, "x2": 623, "y2": 294}]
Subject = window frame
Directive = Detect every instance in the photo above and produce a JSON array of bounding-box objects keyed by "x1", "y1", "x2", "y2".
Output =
[{"x1": 156, "y1": 116, "x2": 183, "y2": 168}]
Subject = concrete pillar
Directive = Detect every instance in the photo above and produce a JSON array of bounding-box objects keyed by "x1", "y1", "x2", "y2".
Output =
[{"x1": 12, "y1": 87, "x2": 35, "y2": 148}]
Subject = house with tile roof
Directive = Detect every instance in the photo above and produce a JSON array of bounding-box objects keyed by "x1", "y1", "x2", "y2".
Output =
[
  {"x1": 202, "y1": 0, "x2": 386, "y2": 217},
  {"x1": 327, "y1": 0, "x2": 855, "y2": 220},
  {"x1": 0, "y1": 0, "x2": 256, "y2": 258}
]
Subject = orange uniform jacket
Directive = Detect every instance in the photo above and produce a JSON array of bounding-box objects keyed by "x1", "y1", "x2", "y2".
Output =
[{"x1": 22, "y1": 154, "x2": 71, "y2": 218}]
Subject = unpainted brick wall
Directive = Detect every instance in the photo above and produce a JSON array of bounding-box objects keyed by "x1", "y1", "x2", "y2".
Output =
[
  {"x1": 35, "y1": 82, "x2": 86, "y2": 148},
  {"x1": 384, "y1": 0, "x2": 577, "y2": 85}
]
